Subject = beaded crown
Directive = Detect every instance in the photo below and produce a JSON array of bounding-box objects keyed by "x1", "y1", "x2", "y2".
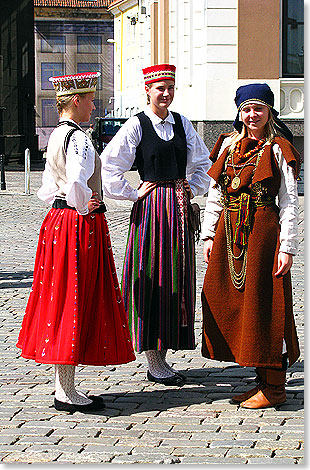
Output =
[{"x1": 49, "y1": 72, "x2": 101, "y2": 96}]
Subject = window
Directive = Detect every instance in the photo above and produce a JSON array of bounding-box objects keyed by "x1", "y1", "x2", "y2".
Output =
[
  {"x1": 41, "y1": 35, "x2": 66, "y2": 53},
  {"x1": 41, "y1": 63, "x2": 65, "y2": 89},
  {"x1": 77, "y1": 63, "x2": 102, "y2": 90},
  {"x1": 42, "y1": 99, "x2": 59, "y2": 127},
  {"x1": 282, "y1": 0, "x2": 304, "y2": 77},
  {"x1": 77, "y1": 36, "x2": 102, "y2": 54}
]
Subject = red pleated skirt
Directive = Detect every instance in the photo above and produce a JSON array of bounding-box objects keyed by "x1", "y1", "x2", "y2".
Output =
[{"x1": 16, "y1": 208, "x2": 135, "y2": 366}]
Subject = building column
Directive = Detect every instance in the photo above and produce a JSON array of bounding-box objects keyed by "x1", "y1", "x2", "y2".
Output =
[
  {"x1": 158, "y1": 0, "x2": 169, "y2": 63},
  {"x1": 150, "y1": 1, "x2": 158, "y2": 65}
]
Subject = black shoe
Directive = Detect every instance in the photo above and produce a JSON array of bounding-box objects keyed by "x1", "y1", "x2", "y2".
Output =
[
  {"x1": 54, "y1": 398, "x2": 105, "y2": 413},
  {"x1": 87, "y1": 395, "x2": 105, "y2": 404},
  {"x1": 147, "y1": 370, "x2": 186, "y2": 386},
  {"x1": 171, "y1": 371, "x2": 186, "y2": 380}
]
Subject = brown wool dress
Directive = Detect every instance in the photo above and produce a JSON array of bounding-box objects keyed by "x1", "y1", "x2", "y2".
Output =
[{"x1": 201, "y1": 135, "x2": 300, "y2": 369}]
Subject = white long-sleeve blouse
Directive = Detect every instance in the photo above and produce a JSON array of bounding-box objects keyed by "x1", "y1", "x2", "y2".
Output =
[
  {"x1": 201, "y1": 138, "x2": 299, "y2": 255},
  {"x1": 100, "y1": 107, "x2": 212, "y2": 201},
  {"x1": 37, "y1": 119, "x2": 94, "y2": 216}
]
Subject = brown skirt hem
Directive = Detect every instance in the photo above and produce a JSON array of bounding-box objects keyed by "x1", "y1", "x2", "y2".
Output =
[{"x1": 201, "y1": 350, "x2": 299, "y2": 369}]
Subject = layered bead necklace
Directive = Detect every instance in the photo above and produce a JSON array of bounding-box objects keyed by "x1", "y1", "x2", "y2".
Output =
[
  {"x1": 222, "y1": 138, "x2": 269, "y2": 289},
  {"x1": 230, "y1": 139, "x2": 266, "y2": 190}
]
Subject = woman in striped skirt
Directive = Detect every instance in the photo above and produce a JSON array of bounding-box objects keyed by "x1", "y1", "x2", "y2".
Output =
[{"x1": 101, "y1": 64, "x2": 211, "y2": 385}]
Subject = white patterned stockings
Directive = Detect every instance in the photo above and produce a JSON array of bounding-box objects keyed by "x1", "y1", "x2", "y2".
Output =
[
  {"x1": 145, "y1": 350, "x2": 175, "y2": 378},
  {"x1": 54, "y1": 364, "x2": 92, "y2": 405}
]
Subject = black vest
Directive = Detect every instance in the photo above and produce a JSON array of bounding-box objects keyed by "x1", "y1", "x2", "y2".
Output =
[{"x1": 135, "y1": 111, "x2": 187, "y2": 181}]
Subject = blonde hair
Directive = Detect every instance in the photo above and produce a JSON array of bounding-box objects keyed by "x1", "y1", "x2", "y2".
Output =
[
  {"x1": 56, "y1": 93, "x2": 87, "y2": 115},
  {"x1": 228, "y1": 108, "x2": 279, "y2": 152},
  {"x1": 56, "y1": 95, "x2": 75, "y2": 115}
]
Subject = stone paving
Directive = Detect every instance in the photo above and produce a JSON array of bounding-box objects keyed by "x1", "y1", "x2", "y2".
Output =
[{"x1": 0, "y1": 170, "x2": 304, "y2": 464}]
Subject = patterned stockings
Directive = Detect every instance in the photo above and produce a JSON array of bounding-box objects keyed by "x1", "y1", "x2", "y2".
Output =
[
  {"x1": 159, "y1": 349, "x2": 179, "y2": 374},
  {"x1": 145, "y1": 350, "x2": 175, "y2": 378},
  {"x1": 54, "y1": 364, "x2": 92, "y2": 405}
]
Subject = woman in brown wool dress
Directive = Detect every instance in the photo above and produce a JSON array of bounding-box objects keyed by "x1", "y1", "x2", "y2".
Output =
[{"x1": 201, "y1": 83, "x2": 300, "y2": 409}]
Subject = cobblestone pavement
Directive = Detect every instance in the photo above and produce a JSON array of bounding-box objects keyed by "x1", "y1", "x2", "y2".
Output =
[{"x1": 0, "y1": 170, "x2": 304, "y2": 464}]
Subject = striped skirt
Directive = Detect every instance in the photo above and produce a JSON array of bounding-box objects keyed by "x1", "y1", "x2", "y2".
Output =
[{"x1": 122, "y1": 180, "x2": 196, "y2": 352}]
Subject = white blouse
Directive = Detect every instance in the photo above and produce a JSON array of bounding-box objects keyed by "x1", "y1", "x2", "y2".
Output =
[
  {"x1": 37, "y1": 119, "x2": 94, "y2": 216},
  {"x1": 201, "y1": 138, "x2": 299, "y2": 255},
  {"x1": 100, "y1": 107, "x2": 212, "y2": 201}
]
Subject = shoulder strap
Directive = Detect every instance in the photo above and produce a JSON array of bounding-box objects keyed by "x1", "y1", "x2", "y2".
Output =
[
  {"x1": 56, "y1": 120, "x2": 81, "y2": 131},
  {"x1": 170, "y1": 111, "x2": 186, "y2": 142},
  {"x1": 64, "y1": 128, "x2": 78, "y2": 153},
  {"x1": 136, "y1": 111, "x2": 149, "y2": 125},
  {"x1": 56, "y1": 121, "x2": 84, "y2": 153},
  {"x1": 170, "y1": 111, "x2": 181, "y2": 124}
]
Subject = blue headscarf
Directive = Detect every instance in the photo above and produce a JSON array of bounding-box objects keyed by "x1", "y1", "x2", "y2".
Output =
[{"x1": 233, "y1": 83, "x2": 293, "y2": 143}]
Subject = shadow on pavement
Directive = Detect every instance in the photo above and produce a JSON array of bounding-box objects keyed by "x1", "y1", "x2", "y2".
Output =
[
  {"x1": 0, "y1": 271, "x2": 34, "y2": 289},
  {"x1": 54, "y1": 363, "x2": 303, "y2": 417}
]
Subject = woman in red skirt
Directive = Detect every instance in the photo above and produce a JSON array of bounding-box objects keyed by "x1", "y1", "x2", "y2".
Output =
[{"x1": 16, "y1": 72, "x2": 135, "y2": 413}]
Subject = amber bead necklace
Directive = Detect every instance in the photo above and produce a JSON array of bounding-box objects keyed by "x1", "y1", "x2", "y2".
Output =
[
  {"x1": 230, "y1": 139, "x2": 266, "y2": 190},
  {"x1": 234, "y1": 138, "x2": 265, "y2": 160}
]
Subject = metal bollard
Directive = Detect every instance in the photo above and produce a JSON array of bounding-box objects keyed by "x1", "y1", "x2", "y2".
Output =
[
  {"x1": 25, "y1": 148, "x2": 30, "y2": 195},
  {"x1": 0, "y1": 153, "x2": 6, "y2": 190}
]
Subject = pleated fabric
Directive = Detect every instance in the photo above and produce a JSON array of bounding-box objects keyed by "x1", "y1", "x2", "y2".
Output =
[
  {"x1": 122, "y1": 180, "x2": 196, "y2": 353},
  {"x1": 16, "y1": 208, "x2": 135, "y2": 366}
]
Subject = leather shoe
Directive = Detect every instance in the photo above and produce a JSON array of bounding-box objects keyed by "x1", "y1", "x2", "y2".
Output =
[
  {"x1": 232, "y1": 367, "x2": 266, "y2": 403},
  {"x1": 231, "y1": 385, "x2": 261, "y2": 403},
  {"x1": 240, "y1": 388, "x2": 286, "y2": 409},
  {"x1": 88, "y1": 395, "x2": 105, "y2": 404},
  {"x1": 54, "y1": 398, "x2": 105, "y2": 413},
  {"x1": 171, "y1": 371, "x2": 186, "y2": 380},
  {"x1": 147, "y1": 370, "x2": 185, "y2": 386}
]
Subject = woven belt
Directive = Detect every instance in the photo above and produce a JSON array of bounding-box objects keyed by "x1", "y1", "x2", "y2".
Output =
[
  {"x1": 52, "y1": 198, "x2": 106, "y2": 213},
  {"x1": 223, "y1": 192, "x2": 275, "y2": 290},
  {"x1": 224, "y1": 193, "x2": 275, "y2": 211}
]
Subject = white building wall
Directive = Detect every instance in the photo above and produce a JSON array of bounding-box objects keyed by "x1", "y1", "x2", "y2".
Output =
[
  {"x1": 169, "y1": 0, "x2": 239, "y2": 120},
  {"x1": 110, "y1": 0, "x2": 302, "y2": 122},
  {"x1": 111, "y1": 1, "x2": 152, "y2": 117}
]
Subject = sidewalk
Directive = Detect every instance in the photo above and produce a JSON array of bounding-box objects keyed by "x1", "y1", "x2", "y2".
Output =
[{"x1": 0, "y1": 170, "x2": 304, "y2": 464}]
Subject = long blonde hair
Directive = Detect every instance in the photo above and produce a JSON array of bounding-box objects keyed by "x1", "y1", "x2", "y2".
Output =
[{"x1": 228, "y1": 109, "x2": 280, "y2": 152}]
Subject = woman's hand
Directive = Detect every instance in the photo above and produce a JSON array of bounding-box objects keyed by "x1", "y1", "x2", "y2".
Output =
[
  {"x1": 137, "y1": 181, "x2": 157, "y2": 200},
  {"x1": 274, "y1": 252, "x2": 293, "y2": 277},
  {"x1": 184, "y1": 179, "x2": 194, "y2": 199},
  {"x1": 203, "y1": 238, "x2": 214, "y2": 263},
  {"x1": 87, "y1": 191, "x2": 101, "y2": 213}
]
